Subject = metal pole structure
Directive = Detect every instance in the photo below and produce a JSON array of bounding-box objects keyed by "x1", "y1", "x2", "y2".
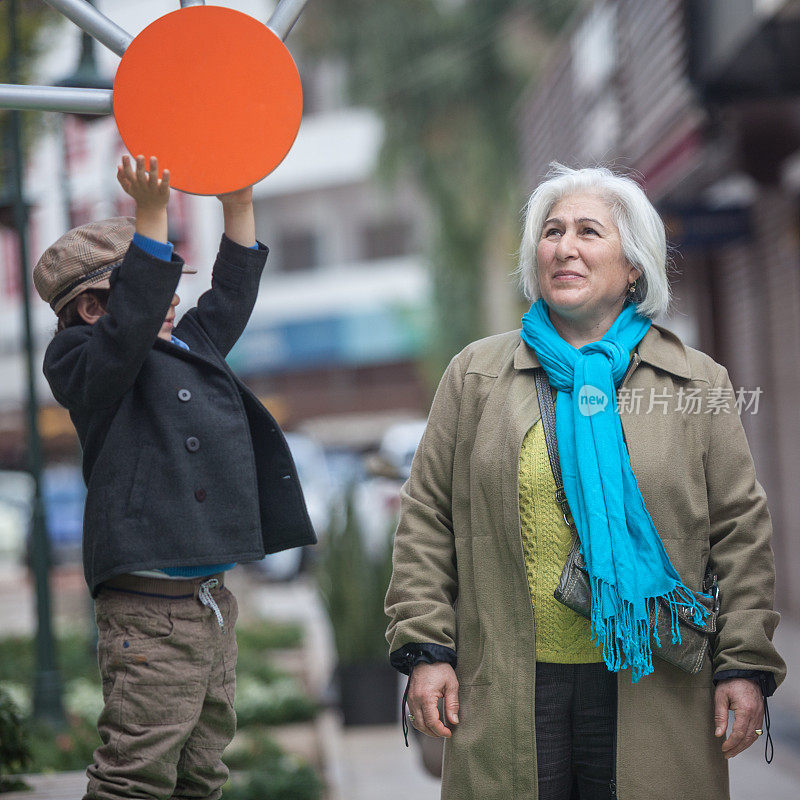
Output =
[
  {"x1": 0, "y1": 84, "x2": 113, "y2": 115},
  {"x1": 58, "y1": 116, "x2": 73, "y2": 229},
  {"x1": 43, "y1": 0, "x2": 133, "y2": 56},
  {"x1": 7, "y1": 0, "x2": 65, "y2": 727},
  {"x1": 267, "y1": 0, "x2": 311, "y2": 40}
]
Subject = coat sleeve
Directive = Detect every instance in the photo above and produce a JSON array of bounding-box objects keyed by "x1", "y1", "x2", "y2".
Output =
[
  {"x1": 178, "y1": 235, "x2": 268, "y2": 357},
  {"x1": 705, "y1": 365, "x2": 786, "y2": 688},
  {"x1": 385, "y1": 354, "x2": 466, "y2": 665},
  {"x1": 43, "y1": 243, "x2": 182, "y2": 411}
]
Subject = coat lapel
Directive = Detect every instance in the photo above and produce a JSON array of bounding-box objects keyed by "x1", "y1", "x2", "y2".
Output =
[
  {"x1": 154, "y1": 337, "x2": 223, "y2": 371},
  {"x1": 500, "y1": 338, "x2": 543, "y2": 553},
  {"x1": 154, "y1": 316, "x2": 232, "y2": 375}
]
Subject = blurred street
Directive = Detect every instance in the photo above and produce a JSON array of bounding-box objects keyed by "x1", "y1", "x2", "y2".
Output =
[
  {"x1": 2, "y1": 1, "x2": 800, "y2": 799},
  {"x1": 1, "y1": 562, "x2": 798, "y2": 799}
]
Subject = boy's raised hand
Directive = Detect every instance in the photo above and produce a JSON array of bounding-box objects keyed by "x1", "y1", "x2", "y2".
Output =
[
  {"x1": 216, "y1": 185, "x2": 256, "y2": 248},
  {"x1": 216, "y1": 186, "x2": 253, "y2": 207},
  {"x1": 117, "y1": 155, "x2": 170, "y2": 243}
]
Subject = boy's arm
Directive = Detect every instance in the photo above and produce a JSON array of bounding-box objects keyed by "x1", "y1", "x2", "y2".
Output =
[
  {"x1": 117, "y1": 154, "x2": 170, "y2": 243},
  {"x1": 44, "y1": 156, "x2": 178, "y2": 411},
  {"x1": 220, "y1": 187, "x2": 256, "y2": 248},
  {"x1": 179, "y1": 186, "x2": 268, "y2": 356},
  {"x1": 44, "y1": 245, "x2": 182, "y2": 410}
]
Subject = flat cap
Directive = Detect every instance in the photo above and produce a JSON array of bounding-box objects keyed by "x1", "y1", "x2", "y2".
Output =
[
  {"x1": 34, "y1": 217, "x2": 137, "y2": 313},
  {"x1": 34, "y1": 217, "x2": 194, "y2": 314}
]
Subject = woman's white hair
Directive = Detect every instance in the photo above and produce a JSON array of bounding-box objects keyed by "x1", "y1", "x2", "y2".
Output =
[{"x1": 517, "y1": 163, "x2": 670, "y2": 319}]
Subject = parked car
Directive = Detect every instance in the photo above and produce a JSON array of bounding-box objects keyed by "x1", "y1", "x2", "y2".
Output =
[
  {"x1": 368, "y1": 419, "x2": 428, "y2": 481},
  {"x1": 355, "y1": 419, "x2": 427, "y2": 558},
  {"x1": 0, "y1": 470, "x2": 33, "y2": 565},
  {"x1": 41, "y1": 464, "x2": 85, "y2": 564},
  {"x1": 0, "y1": 466, "x2": 87, "y2": 566}
]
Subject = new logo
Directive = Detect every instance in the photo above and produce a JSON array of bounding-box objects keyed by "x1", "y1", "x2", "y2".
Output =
[{"x1": 578, "y1": 385, "x2": 608, "y2": 416}]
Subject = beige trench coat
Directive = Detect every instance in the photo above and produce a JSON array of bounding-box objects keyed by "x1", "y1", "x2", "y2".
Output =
[{"x1": 386, "y1": 325, "x2": 786, "y2": 800}]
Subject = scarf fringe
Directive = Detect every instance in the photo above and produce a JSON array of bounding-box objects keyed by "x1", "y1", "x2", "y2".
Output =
[{"x1": 590, "y1": 576, "x2": 710, "y2": 683}]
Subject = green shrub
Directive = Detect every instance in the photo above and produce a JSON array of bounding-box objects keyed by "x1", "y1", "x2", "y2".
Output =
[
  {"x1": 64, "y1": 678, "x2": 104, "y2": 726},
  {"x1": 222, "y1": 726, "x2": 284, "y2": 770},
  {"x1": 316, "y1": 494, "x2": 394, "y2": 666},
  {"x1": 0, "y1": 622, "x2": 302, "y2": 687},
  {"x1": 28, "y1": 717, "x2": 100, "y2": 772},
  {"x1": 235, "y1": 653, "x2": 287, "y2": 685},
  {"x1": 0, "y1": 682, "x2": 28, "y2": 716},
  {"x1": 1, "y1": 677, "x2": 103, "y2": 728},
  {"x1": 0, "y1": 618, "x2": 316, "y2": 777},
  {"x1": 0, "y1": 631, "x2": 97, "y2": 684},
  {"x1": 0, "y1": 679, "x2": 101, "y2": 772},
  {"x1": 236, "y1": 622, "x2": 304, "y2": 652},
  {"x1": 223, "y1": 757, "x2": 322, "y2": 800},
  {"x1": 0, "y1": 685, "x2": 31, "y2": 792},
  {"x1": 234, "y1": 677, "x2": 317, "y2": 728}
]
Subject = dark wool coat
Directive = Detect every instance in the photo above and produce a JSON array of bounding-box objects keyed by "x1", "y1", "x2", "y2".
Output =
[
  {"x1": 43, "y1": 235, "x2": 316, "y2": 595},
  {"x1": 385, "y1": 327, "x2": 786, "y2": 800}
]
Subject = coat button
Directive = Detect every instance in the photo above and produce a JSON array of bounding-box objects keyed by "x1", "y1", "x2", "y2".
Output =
[
  {"x1": 178, "y1": 389, "x2": 191, "y2": 402},
  {"x1": 195, "y1": 488, "x2": 206, "y2": 502},
  {"x1": 185, "y1": 436, "x2": 200, "y2": 452}
]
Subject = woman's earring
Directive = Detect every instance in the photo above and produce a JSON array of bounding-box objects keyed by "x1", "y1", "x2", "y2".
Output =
[{"x1": 628, "y1": 280, "x2": 637, "y2": 294}]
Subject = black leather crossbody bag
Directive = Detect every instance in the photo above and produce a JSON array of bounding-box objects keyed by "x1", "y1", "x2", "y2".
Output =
[{"x1": 533, "y1": 368, "x2": 719, "y2": 674}]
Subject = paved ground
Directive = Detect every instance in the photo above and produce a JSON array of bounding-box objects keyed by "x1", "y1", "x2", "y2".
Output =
[
  {"x1": 334, "y1": 725, "x2": 441, "y2": 799},
  {"x1": 2, "y1": 563, "x2": 799, "y2": 798},
  {"x1": 1, "y1": 772, "x2": 87, "y2": 800}
]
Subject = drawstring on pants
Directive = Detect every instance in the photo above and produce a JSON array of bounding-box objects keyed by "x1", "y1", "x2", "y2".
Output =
[{"x1": 198, "y1": 578, "x2": 224, "y2": 630}]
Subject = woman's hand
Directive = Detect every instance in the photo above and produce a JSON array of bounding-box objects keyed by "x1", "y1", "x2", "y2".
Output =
[
  {"x1": 714, "y1": 678, "x2": 764, "y2": 758},
  {"x1": 117, "y1": 154, "x2": 170, "y2": 243},
  {"x1": 215, "y1": 186, "x2": 256, "y2": 247},
  {"x1": 407, "y1": 662, "x2": 460, "y2": 738}
]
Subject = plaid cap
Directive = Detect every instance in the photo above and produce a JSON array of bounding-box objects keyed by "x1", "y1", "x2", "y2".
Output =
[{"x1": 33, "y1": 217, "x2": 195, "y2": 314}]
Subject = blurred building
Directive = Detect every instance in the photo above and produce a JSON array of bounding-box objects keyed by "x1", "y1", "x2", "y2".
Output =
[
  {"x1": 519, "y1": 0, "x2": 800, "y2": 618},
  {"x1": 233, "y1": 105, "x2": 431, "y2": 435},
  {"x1": 0, "y1": 0, "x2": 432, "y2": 468}
]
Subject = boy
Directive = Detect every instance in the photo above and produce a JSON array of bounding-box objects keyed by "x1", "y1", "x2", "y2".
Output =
[{"x1": 34, "y1": 155, "x2": 315, "y2": 800}]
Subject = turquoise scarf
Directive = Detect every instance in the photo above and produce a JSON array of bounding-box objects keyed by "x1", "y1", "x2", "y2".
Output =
[{"x1": 521, "y1": 299, "x2": 708, "y2": 682}]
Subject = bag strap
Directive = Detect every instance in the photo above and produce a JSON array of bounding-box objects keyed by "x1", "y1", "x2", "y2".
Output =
[
  {"x1": 533, "y1": 368, "x2": 575, "y2": 534},
  {"x1": 535, "y1": 369, "x2": 719, "y2": 608}
]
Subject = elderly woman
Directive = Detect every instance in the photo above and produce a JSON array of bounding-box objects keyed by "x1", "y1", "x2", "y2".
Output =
[{"x1": 385, "y1": 165, "x2": 786, "y2": 800}]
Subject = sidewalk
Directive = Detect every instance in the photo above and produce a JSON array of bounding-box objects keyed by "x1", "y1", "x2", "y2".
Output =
[
  {"x1": 730, "y1": 617, "x2": 800, "y2": 797},
  {"x1": 328, "y1": 723, "x2": 441, "y2": 799},
  {"x1": 0, "y1": 773, "x2": 87, "y2": 800}
]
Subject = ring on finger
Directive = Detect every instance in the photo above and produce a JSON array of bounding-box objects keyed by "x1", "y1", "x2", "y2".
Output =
[
  {"x1": 755, "y1": 729, "x2": 763, "y2": 736},
  {"x1": 407, "y1": 712, "x2": 415, "y2": 723}
]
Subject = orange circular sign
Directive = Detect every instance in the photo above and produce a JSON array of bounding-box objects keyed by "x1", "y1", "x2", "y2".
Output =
[{"x1": 113, "y1": 6, "x2": 303, "y2": 195}]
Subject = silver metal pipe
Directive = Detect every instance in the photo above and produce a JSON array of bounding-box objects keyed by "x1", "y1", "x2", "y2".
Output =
[
  {"x1": 179, "y1": 1, "x2": 206, "y2": 6},
  {"x1": 267, "y1": 0, "x2": 311, "y2": 40},
  {"x1": 0, "y1": 84, "x2": 113, "y2": 115},
  {"x1": 43, "y1": 0, "x2": 132, "y2": 56}
]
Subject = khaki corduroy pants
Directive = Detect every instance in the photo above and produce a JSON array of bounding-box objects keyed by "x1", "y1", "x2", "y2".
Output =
[{"x1": 84, "y1": 575, "x2": 237, "y2": 800}]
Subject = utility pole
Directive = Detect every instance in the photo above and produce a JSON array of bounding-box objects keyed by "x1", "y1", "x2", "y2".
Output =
[{"x1": 7, "y1": 0, "x2": 65, "y2": 727}]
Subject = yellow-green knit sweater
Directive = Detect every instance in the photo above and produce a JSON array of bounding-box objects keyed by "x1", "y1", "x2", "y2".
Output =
[{"x1": 519, "y1": 419, "x2": 603, "y2": 663}]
